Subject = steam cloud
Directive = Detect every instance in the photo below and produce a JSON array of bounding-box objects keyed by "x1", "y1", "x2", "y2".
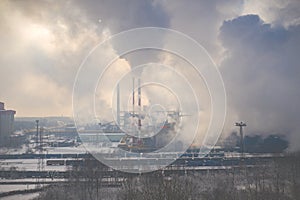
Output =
[{"x1": 1, "y1": 0, "x2": 300, "y2": 150}]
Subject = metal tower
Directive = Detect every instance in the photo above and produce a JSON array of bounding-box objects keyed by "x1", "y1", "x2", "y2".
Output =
[
  {"x1": 235, "y1": 121, "x2": 246, "y2": 156},
  {"x1": 35, "y1": 119, "x2": 44, "y2": 188}
]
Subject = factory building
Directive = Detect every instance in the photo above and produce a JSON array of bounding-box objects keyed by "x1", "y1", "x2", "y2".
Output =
[{"x1": 0, "y1": 102, "x2": 16, "y2": 146}]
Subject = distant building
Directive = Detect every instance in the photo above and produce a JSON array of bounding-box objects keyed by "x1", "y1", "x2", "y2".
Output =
[{"x1": 0, "y1": 102, "x2": 16, "y2": 145}]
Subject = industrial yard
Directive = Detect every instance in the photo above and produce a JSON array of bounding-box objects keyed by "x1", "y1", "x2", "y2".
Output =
[
  {"x1": 0, "y1": 121, "x2": 298, "y2": 200},
  {"x1": 1, "y1": 1, "x2": 300, "y2": 199}
]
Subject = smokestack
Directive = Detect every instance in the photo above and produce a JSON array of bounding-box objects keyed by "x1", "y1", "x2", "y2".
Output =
[
  {"x1": 138, "y1": 78, "x2": 142, "y2": 129},
  {"x1": 132, "y1": 78, "x2": 135, "y2": 117},
  {"x1": 117, "y1": 83, "x2": 120, "y2": 125},
  {"x1": 138, "y1": 78, "x2": 141, "y2": 107}
]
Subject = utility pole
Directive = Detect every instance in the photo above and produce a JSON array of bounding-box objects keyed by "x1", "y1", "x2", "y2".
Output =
[
  {"x1": 35, "y1": 120, "x2": 40, "y2": 188},
  {"x1": 36, "y1": 120, "x2": 39, "y2": 150},
  {"x1": 39, "y1": 127, "x2": 44, "y2": 171},
  {"x1": 35, "y1": 119, "x2": 44, "y2": 188},
  {"x1": 235, "y1": 121, "x2": 246, "y2": 157}
]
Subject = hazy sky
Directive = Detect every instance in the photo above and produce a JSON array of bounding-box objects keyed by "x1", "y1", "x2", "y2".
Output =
[{"x1": 1, "y1": 0, "x2": 300, "y2": 149}]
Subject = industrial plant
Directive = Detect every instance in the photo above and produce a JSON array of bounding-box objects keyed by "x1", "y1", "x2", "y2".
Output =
[
  {"x1": 0, "y1": 102, "x2": 16, "y2": 147},
  {"x1": 0, "y1": 87, "x2": 296, "y2": 199}
]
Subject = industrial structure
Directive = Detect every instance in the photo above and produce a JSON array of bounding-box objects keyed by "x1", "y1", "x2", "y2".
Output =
[
  {"x1": 0, "y1": 102, "x2": 16, "y2": 146},
  {"x1": 235, "y1": 121, "x2": 247, "y2": 156},
  {"x1": 93, "y1": 78, "x2": 181, "y2": 153}
]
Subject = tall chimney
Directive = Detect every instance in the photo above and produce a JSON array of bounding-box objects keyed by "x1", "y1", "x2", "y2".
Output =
[
  {"x1": 138, "y1": 78, "x2": 142, "y2": 129},
  {"x1": 132, "y1": 78, "x2": 135, "y2": 117},
  {"x1": 117, "y1": 83, "x2": 120, "y2": 125}
]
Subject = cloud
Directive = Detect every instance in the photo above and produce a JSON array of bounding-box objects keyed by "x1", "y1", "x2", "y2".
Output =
[
  {"x1": 0, "y1": 0, "x2": 170, "y2": 116},
  {"x1": 72, "y1": 0, "x2": 169, "y2": 33},
  {"x1": 0, "y1": 0, "x2": 104, "y2": 116},
  {"x1": 1, "y1": 0, "x2": 300, "y2": 150},
  {"x1": 159, "y1": 0, "x2": 243, "y2": 64},
  {"x1": 219, "y1": 14, "x2": 300, "y2": 150},
  {"x1": 243, "y1": 0, "x2": 300, "y2": 27}
]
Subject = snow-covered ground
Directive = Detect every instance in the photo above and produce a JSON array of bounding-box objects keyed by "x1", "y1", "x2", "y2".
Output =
[
  {"x1": 0, "y1": 192, "x2": 39, "y2": 200},
  {"x1": 0, "y1": 184, "x2": 36, "y2": 193}
]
